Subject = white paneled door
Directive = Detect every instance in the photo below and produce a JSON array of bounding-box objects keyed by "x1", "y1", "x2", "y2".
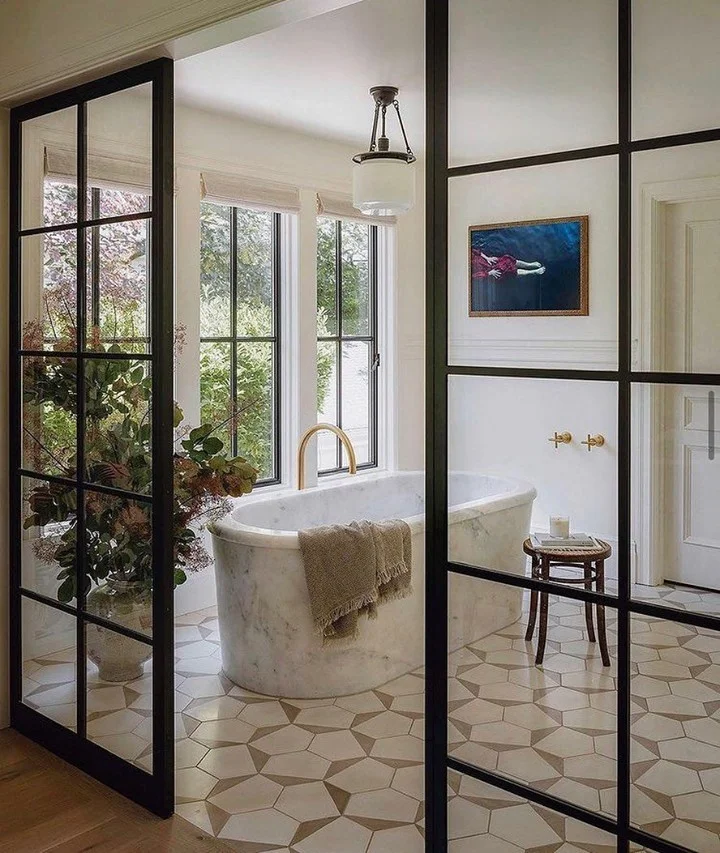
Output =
[{"x1": 664, "y1": 199, "x2": 720, "y2": 590}]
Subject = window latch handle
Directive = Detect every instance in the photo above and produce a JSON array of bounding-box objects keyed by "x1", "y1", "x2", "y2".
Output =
[{"x1": 371, "y1": 352, "x2": 381, "y2": 371}]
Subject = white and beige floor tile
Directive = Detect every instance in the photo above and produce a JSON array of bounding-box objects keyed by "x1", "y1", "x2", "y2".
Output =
[{"x1": 20, "y1": 583, "x2": 720, "y2": 851}]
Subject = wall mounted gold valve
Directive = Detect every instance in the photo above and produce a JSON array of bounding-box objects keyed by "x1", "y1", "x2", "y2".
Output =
[
  {"x1": 548, "y1": 431, "x2": 572, "y2": 448},
  {"x1": 581, "y1": 433, "x2": 605, "y2": 452}
]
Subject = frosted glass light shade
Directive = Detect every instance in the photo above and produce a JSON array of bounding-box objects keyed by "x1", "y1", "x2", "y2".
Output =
[{"x1": 352, "y1": 158, "x2": 415, "y2": 216}]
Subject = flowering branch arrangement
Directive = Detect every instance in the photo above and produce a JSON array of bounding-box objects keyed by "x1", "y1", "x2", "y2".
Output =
[{"x1": 23, "y1": 335, "x2": 257, "y2": 604}]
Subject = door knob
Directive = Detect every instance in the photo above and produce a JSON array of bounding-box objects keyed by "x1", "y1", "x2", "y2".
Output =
[
  {"x1": 581, "y1": 434, "x2": 605, "y2": 452},
  {"x1": 548, "y1": 431, "x2": 572, "y2": 449}
]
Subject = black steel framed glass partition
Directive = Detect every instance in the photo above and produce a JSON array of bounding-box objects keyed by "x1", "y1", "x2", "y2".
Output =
[
  {"x1": 425, "y1": 2, "x2": 720, "y2": 852},
  {"x1": 9, "y1": 59, "x2": 175, "y2": 816}
]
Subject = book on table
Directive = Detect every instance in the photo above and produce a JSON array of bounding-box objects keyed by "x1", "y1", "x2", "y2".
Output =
[{"x1": 531, "y1": 533, "x2": 599, "y2": 550}]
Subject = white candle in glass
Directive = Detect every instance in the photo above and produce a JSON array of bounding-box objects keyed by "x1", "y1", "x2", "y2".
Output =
[{"x1": 549, "y1": 516, "x2": 570, "y2": 538}]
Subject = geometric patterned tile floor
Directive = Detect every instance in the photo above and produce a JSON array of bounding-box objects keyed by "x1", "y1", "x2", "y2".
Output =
[{"x1": 21, "y1": 582, "x2": 720, "y2": 852}]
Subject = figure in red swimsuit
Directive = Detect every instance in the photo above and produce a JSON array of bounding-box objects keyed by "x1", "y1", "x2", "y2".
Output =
[{"x1": 471, "y1": 243, "x2": 546, "y2": 282}]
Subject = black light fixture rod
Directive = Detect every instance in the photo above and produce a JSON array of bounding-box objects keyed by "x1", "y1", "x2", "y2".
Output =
[
  {"x1": 369, "y1": 102, "x2": 380, "y2": 152},
  {"x1": 393, "y1": 99, "x2": 414, "y2": 158}
]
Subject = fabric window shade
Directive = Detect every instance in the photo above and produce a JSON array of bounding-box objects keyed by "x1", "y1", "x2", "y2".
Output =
[
  {"x1": 200, "y1": 171, "x2": 300, "y2": 213},
  {"x1": 316, "y1": 191, "x2": 396, "y2": 226},
  {"x1": 44, "y1": 146, "x2": 152, "y2": 195}
]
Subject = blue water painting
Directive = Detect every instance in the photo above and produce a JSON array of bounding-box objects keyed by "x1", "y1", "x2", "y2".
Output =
[{"x1": 469, "y1": 217, "x2": 587, "y2": 315}]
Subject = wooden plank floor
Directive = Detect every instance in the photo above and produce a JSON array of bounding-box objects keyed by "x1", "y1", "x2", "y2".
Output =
[{"x1": 0, "y1": 729, "x2": 236, "y2": 852}]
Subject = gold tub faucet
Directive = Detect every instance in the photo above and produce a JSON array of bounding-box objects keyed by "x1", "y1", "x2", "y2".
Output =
[{"x1": 297, "y1": 423, "x2": 357, "y2": 490}]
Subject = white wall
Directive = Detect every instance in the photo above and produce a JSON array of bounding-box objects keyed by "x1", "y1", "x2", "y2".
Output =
[
  {"x1": 446, "y1": 2, "x2": 618, "y2": 573},
  {"x1": 447, "y1": 157, "x2": 622, "y2": 571},
  {"x1": 448, "y1": 0, "x2": 617, "y2": 167}
]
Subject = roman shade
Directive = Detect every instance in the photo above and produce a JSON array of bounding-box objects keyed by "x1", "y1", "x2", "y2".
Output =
[
  {"x1": 200, "y1": 171, "x2": 301, "y2": 213},
  {"x1": 316, "y1": 191, "x2": 396, "y2": 226},
  {"x1": 44, "y1": 146, "x2": 152, "y2": 195}
]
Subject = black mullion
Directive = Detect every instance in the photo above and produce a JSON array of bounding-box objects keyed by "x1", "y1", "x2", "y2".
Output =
[
  {"x1": 18, "y1": 468, "x2": 153, "y2": 503},
  {"x1": 230, "y1": 207, "x2": 238, "y2": 458},
  {"x1": 90, "y1": 188, "x2": 101, "y2": 329},
  {"x1": 335, "y1": 220, "x2": 343, "y2": 469},
  {"x1": 631, "y1": 126, "x2": 720, "y2": 152},
  {"x1": 617, "y1": 1, "x2": 632, "y2": 851},
  {"x1": 19, "y1": 588, "x2": 153, "y2": 646},
  {"x1": 75, "y1": 101, "x2": 88, "y2": 741},
  {"x1": 448, "y1": 757, "x2": 618, "y2": 836},
  {"x1": 18, "y1": 209, "x2": 153, "y2": 238},
  {"x1": 9, "y1": 109, "x2": 22, "y2": 720},
  {"x1": 449, "y1": 365, "x2": 619, "y2": 381},
  {"x1": 445, "y1": 125, "x2": 720, "y2": 180},
  {"x1": 200, "y1": 336, "x2": 276, "y2": 344},
  {"x1": 20, "y1": 349, "x2": 152, "y2": 360},
  {"x1": 448, "y1": 561, "x2": 619, "y2": 607},
  {"x1": 150, "y1": 56, "x2": 175, "y2": 817},
  {"x1": 272, "y1": 212, "x2": 282, "y2": 482},
  {"x1": 369, "y1": 225, "x2": 378, "y2": 467},
  {"x1": 426, "y1": 0, "x2": 449, "y2": 848},
  {"x1": 448, "y1": 143, "x2": 620, "y2": 178},
  {"x1": 631, "y1": 371, "x2": 720, "y2": 386},
  {"x1": 318, "y1": 335, "x2": 374, "y2": 343}
]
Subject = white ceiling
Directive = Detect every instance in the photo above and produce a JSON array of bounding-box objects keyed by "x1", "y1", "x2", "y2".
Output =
[{"x1": 175, "y1": 0, "x2": 425, "y2": 152}]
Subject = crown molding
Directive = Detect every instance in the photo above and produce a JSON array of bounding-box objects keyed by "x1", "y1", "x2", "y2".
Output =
[{"x1": 0, "y1": 0, "x2": 281, "y2": 104}]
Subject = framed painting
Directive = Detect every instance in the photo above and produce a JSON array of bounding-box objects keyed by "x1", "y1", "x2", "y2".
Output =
[{"x1": 468, "y1": 215, "x2": 589, "y2": 317}]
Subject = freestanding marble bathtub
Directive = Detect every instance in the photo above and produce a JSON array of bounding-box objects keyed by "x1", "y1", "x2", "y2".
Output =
[{"x1": 210, "y1": 471, "x2": 535, "y2": 698}]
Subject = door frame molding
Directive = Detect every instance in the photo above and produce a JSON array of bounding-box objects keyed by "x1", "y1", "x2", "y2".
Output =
[{"x1": 635, "y1": 175, "x2": 720, "y2": 585}]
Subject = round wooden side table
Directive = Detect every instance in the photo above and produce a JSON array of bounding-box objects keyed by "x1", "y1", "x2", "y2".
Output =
[{"x1": 523, "y1": 537, "x2": 612, "y2": 667}]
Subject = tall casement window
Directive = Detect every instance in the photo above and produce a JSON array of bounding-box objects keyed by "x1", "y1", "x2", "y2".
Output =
[
  {"x1": 199, "y1": 203, "x2": 282, "y2": 484},
  {"x1": 316, "y1": 217, "x2": 379, "y2": 475}
]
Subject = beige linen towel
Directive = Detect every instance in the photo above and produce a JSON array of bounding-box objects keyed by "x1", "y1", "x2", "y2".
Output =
[{"x1": 298, "y1": 519, "x2": 412, "y2": 641}]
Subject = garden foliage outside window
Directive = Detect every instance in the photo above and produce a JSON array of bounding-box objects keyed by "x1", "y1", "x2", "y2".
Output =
[
  {"x1": 199, "y1": 203, "x2": 281, "y2": 483},
  {"x1": 316, "y1": 217, "x2": 379, "y2": 474}
]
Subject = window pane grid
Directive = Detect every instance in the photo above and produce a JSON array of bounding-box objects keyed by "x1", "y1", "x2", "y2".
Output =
[
  {"x1": 317, "y1": 218, "x2": 379, "y2": 475},
  {"x1": 200, "y1": 203, "x2": 281, "y2": 484},
  {"x1": 11, "y1": 57, "x2": 175, "y2": 817}
]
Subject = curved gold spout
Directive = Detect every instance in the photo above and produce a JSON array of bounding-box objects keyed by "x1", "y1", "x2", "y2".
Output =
[{"x1": 297, "y1": 423, "x2": 357, "y2": 490}]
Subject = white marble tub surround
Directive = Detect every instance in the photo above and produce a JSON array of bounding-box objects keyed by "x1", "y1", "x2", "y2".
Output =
[{"x1": 210, "y1": 471, "x2": 536, "y2": 698}]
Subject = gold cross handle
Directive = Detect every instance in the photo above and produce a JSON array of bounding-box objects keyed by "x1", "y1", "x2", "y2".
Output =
[
  {"x1": 581, "y1": 433, "x2": 605, "y2": 452},
  {"x1": 548, "y1": 431, "x2": 572, "y2": 448}
]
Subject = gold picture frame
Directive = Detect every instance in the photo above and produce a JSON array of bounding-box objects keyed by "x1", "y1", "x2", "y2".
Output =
[{"x1": 468, "y1": 215, "x2": 589, "y2": 317}]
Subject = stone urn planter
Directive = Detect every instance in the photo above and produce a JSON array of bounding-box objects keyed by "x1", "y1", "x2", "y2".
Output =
[{"x1": 86, "y1": 580, "x2": 153, "y2": 682}]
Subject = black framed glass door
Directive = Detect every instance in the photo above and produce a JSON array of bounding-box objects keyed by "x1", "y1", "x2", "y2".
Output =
[
  {"x1": 425, "y1": 2, "x2": 720, "y2": 852},
  {"x1": 9, "y1": 58, "x2": 175, "y2": 816}
]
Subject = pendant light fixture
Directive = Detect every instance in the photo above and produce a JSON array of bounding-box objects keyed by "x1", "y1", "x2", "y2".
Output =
[{"x1": 352, "y1": 86, "x2": 416, "y2": 216}]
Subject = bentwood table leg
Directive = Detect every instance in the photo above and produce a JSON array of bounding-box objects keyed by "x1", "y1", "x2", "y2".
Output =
[
  {"x1": 525, "y1": 553, "x2": 539, "y2": 642},
  {"x1": 583, "y1": 561, "x2": 596, "y2": 643},
  {"x1": 535, "y1": 555, "x2": 549, "y2": 666},
  {"x1": 595, "y1": 559, "x2": 611, "y2": 667}
]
